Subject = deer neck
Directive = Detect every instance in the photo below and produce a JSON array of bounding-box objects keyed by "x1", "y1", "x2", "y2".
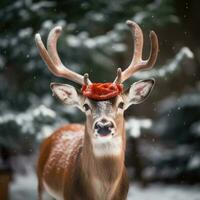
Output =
[{"x1": 80, "y1": 123, "x2": 126, "y2": 190}]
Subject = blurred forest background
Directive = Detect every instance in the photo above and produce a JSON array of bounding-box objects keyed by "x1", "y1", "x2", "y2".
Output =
[{"x1": 0, "y1": 0, "x2": 200, "y2": 199}]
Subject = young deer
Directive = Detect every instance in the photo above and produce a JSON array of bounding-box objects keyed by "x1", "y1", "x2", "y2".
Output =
[{"x1": 35, "y1": 20, "x2": 158, "y2": 200}]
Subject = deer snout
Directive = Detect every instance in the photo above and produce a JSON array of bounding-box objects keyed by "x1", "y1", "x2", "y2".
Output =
[{"x1": 94, "y1": 118, "x2": 114, "y2": 136}]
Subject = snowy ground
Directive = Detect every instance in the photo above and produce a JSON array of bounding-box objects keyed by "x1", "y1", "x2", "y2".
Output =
[{"x1": 10, "y1": 171, "x2": 200, "y2": 200}]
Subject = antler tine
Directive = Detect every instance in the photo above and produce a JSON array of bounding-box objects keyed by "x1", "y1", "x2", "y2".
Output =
[
  {"x1": 35, "y1": 26, "x2": 92, "y2": 85},
  {"x1": 114, "y1": 68, "x2": 122, "y2": 84},
  {"x1": 83, "y1": 73, "x2": 90, "y2": 85},
  {"x1": 47, "y1": 26, "x2": 63, "y2": 67},
  {"x1": 145, "y1": 31, "x2": 159, "y2": 68},
  {"x1": 35, "y1": 33, "x2": 58, "y2": 75},
  {"x1": 126, "y1": 20, "x2": 144, "y2": 66},
  {"x1": 114, "y1": 20, "x2": 158, "y2": 84},
  {"x1": 114, "y1": 20, "x2": 143, "y2": 84}
]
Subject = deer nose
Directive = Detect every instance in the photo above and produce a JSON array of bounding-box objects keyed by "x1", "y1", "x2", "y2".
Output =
[{"x1": 94, "y1": 118, "x2": 114, "y2": 136}]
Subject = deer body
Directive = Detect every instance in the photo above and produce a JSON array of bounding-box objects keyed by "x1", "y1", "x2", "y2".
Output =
[
  {"x1": 35, "y1": 20, "x2": 158, "y2": 200},
  {"x1": 38, "y1": 123, "x2": 128, "y2": 200}
]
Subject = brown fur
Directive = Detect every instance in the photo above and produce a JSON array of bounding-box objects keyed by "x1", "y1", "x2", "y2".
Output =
[{"x1": 37, "y1": 123, "x2": 129, "y2": 200}]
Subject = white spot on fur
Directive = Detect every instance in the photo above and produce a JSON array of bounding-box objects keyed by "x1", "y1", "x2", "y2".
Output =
[{"x1": 92, "y1": 136, "x2": 122, "y2": 157}]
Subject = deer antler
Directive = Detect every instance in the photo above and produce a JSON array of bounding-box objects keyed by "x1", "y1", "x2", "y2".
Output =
[
  {"x1": 35, "y1": 26, "x2": 91, "y2": 85},
  {"x1": 114, "y1": 20, "x2": 159, "y2": 84}
]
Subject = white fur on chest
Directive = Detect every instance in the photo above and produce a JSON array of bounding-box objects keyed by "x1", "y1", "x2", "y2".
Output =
[
  {"x1": 92, "y1": 177, "x2": 119, "y2": 200},
  {"x1": 92, "y1": 178, "x2": 111, "y2": 200},
  {"x1": 93, "y1": 178, "x2": 106, "y2": 199},
  {"x1": 91, "y1": 136, "x2": 122, "y2": 157}
]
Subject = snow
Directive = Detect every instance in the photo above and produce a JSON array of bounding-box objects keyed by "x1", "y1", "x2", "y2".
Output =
[
  {"x1": 126, "y1": 118, "x2": 152, "y2": 138},
  {"x1": 190, "y1": 121, "x2": 200, "y2": 137},
  {"x1": 92, "y1": 13, "x2": 105, "y2": 22},
  {"x1": 10, "y1": 170, "x2": 200, "y2": 200},
  {"x1": 134, "y1": 47, "x2": 194, "y2": 79},
  {"x1": 30, "y1": 1, "x2": 55, "y2": 11},
  {"x1": 18, "y1": 28, "x2": 33, "y2": 39},
  {"x1": 10, "y1": 172, "x2": 37, "y2": 200},
  {"x1": 187, "y1": 155, "x2": 200, "y2": 170},
  {"x1": 66, "y1": 24, "x2": 125, "y2": 53},
  {"x1": 66, "y1": 35, "x2": 82, "y2": 48},
  {"x1": 112, "y1": 43, "x2": 127, "y2": 53},
  {"x1": 134, "y1": 12, "x2": 148, "y2": 23},
  {"x1": 129, "y1": 184, "x2": 200, "y2": 200}
]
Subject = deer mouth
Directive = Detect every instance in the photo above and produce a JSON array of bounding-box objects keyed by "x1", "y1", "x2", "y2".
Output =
[
  {"x1": 97, "y1": 126, "x2": 113, "y2": 137},
  {"x1": 96, "y1": 127, "x2": 113, "y2": 137}
]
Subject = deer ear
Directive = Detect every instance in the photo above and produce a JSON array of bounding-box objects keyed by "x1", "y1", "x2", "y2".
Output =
[
  {"x1": 50, "y1": 83, "x2": 83, "y2": 108},
  {"x1": 123, "y1": 79, "x2": 155, "y2": 109}
]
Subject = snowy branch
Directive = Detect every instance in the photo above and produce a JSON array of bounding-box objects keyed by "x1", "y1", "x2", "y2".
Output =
[{"x1": 133, "y1": 47, "x2": 194, "y2": 80}]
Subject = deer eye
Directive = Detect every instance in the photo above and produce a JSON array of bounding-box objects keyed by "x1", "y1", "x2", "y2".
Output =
[
  {"x1": 118, "y1": 102, "x2": 124, "y2": 109},
  {"x1": 83, "y1": 103, "x2": 91, "y2": 112}
]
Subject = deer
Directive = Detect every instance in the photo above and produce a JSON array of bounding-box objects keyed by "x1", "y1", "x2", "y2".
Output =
[{"x1": 35, "y1": 20, "x2": 158, "y2": 200}]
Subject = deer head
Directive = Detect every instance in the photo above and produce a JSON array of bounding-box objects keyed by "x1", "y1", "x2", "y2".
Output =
[{"x1": 35, "y1": 20, "x2": 158, "y2": 156}]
